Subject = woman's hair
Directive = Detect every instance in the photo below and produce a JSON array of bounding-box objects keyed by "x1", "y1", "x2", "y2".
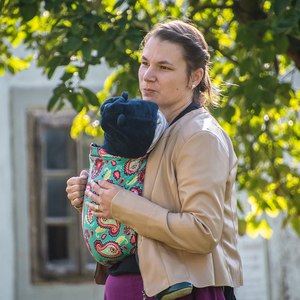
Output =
[{"x1": 141, "y1": 20, "x2": 217, "y2": 107}]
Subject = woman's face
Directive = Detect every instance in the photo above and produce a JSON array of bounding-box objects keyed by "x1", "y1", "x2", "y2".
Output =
[{"x1": 138, "y1": 37, "x2": 194, "y2": 122}]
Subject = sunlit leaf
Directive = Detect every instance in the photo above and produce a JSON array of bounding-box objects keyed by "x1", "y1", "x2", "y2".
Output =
[
  {"x1": 70, "y1": 108, "x2": 91, "y2": 139},
  {"x1": 259, "y1": 219, "x2": 273, "y2": 239},
  {"x1": 7, "y1": 57, "x2": 30, "y2": 72},
  {"x1": 218, "y1": 33, "x2": 234, "y2": 47},
  {"x1": 246, "y1": 219, "x2": 260, "y2": 238}
]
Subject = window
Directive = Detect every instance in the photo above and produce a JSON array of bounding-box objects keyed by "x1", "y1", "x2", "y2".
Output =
[{"x1": 27, "y1": 110, "x2": 102, "y2": 282}]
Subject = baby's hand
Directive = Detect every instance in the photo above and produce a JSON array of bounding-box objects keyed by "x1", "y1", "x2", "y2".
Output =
[{"x1": 66, "y1": 170, "x2": 89, "y2": 211}]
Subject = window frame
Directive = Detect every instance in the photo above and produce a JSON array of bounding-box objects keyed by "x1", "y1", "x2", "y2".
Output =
[{"x1": 27, "y1": 109, "x2": 97, "y2": 283}]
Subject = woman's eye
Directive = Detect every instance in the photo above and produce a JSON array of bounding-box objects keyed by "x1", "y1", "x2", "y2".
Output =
[
  {"x1": 160, "y1": 66, "x2": 169, "y2": 70},
  {"x1": 141, "y1": 61, "x2": 148, "y2": 66}
]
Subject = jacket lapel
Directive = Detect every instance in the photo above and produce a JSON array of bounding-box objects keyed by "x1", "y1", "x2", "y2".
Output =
[{"x1": 142, "y1": 128, "x2": 170, "y2": 200}]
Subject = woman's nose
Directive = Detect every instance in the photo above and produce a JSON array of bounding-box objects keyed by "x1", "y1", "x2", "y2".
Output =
[{"x1": 143, "y1": 66, "x2": 156, "y2": 82}]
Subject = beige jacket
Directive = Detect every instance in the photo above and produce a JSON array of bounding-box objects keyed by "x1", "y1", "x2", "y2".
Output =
[{"x1": 96, "y1": 107, "x2": 243, "y2": 296}]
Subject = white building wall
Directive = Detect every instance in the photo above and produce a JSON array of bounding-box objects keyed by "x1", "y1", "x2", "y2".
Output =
[
  {"x1": 0, "y1": 69, "x2": 16, "y2": 300},
  {"x1": 267, "y1": 215, "x2": 300, "y2": 300}
]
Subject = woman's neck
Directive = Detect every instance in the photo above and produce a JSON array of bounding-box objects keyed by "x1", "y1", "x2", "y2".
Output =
[{"x1": 161, "y1": 100, "x2": 192, "y2": 125}]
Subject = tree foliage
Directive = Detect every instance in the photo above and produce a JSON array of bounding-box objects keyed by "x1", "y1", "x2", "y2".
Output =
[{"x1": 1, "y1": 0, "x2": 300, "y2": 238}]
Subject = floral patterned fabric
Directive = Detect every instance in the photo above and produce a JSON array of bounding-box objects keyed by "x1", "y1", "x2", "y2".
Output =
[{"x1": 82, "y1": 144, "x2": 148, "y2": 266}]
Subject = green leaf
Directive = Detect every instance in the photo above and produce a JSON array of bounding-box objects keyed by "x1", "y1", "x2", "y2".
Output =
[
  {"x1": 238, "y1": 219, "x2": 247, "y2": 236},
  {"x1": 71, "y1": 20, "x2": 82, "y2": 35},
  {"x1": 223, "y1": 105, "x2": 236, "y2": 122},
  {"x1": 82, "y1": 14, "x2": 102, "y2": 26},
  {"x1": 98, "y1": 40, "x2": 113, "y2": 57},
  {"x1": 260, "y1": 90, "x2": 275, "y2": 104},
  {"x1": 20, "y1": 3, "x2": 38, "y2": 21},
  {"x1": 47, "y1": 93, "x2": 60, "y2": 111},
  {"x1": 63, "y1": 36, "x2": 83, "y2": 53},
  {"x1": 21, "y1": 0, "x2": 35, "y2": 4},
  {"x1": 60, "y1": 71, "x2": 73, "y2": 82},
  {"x1": 239, "y1": 57, "x2": 254, "y2": 76},
  {"x1": 78, "y1": 65, "x2": 89, "y2": 80},
  {"x1": 290, "y1": 216, "x2": 300, "y2": 235},
  {"x1": 260, "y1": 48, "x2": 276, "y2": 63},
  {"x1": 56, "y1": 100, "x2": 65, "y2": 111},
  {"x1": 244, "y1": 80, "x2": 261, "y2": 106},
  {"x1": 81, "y1": 41, "x2": 92, "y2": 61},
  {"x1": 47, "y1": 56, "x2": 61, "y2": 79},
  {"x1": 236, "y1": 26, "x2": 257, "y2": 48},
  {"x1": 7, "y1": 65, "x2": 15, "y2": 75},
  {"x1": 277, "y1": 163, "x2": 290, "y2": 174},
  {"x1": 273, "y1": 34, "x2": 289, "y2": 54},
  {"x1": 260, "y1": 76, "x2": 278, "y2": 90},
  {"x1": 249, "y1": 116, "x2": 263, "y2": 134},
  {"x1": 44, "y1": 0, "x2": 53, "y2": 11},
  {"x1": 81, "y1": 87, "x2": 99, "y2": 106},
  {"x1": 273, "y1": 0, "x2": 291, "y2": 16},
  {"x1": 53, "y1": 0, "x2": 62, "y2": 14},
  {"x1": 262, "y1": 30, "x2": 273, "y2": 43},
  {"x1": 53, "y1": 83, "x2": 68, "y2": 96},
  {"x1": 75, "y1": 3, "x2": 85, "y2": 13},
  {"x1": 276, "y1": 10, "x2": 300, "y2": 31},
  {"x1": 113, "y1": 0, "x2": 125, "y2": 10},
  {"x1": 89, "y1": 56, "x2": 100, "y2": 65},
  {"x1": 67, "y1": 93, "x2": 84, "y2": 112}
]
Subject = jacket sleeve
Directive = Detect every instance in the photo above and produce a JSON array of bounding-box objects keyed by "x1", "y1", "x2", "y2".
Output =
[{"x1": 111, "y1": 131, "x2": 230, "y2": 254}]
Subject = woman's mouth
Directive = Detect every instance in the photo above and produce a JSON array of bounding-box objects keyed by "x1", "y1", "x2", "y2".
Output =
[{"x1": 142, "y1": 88, "x2": 156, "y2": 96}]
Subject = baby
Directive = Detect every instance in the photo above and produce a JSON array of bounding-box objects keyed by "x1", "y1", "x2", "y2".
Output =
[{"x1": 82, "y1": 91, "x2": 167, "y2": 266}]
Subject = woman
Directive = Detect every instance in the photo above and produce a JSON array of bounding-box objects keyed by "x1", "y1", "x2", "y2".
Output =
[{"x1": 66, "y1": 20, "x2": 243, "y2": 300}]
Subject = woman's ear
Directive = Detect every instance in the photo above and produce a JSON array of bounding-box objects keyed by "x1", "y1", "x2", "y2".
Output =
[{"x1": 191, "y1": 68, "x2": 204, "y2": 88}]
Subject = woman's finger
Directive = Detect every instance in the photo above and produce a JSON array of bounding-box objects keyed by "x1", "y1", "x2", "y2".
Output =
[
  {"x1": 70, "y1": 189, "x2": 85, "y2": 199},
  {"x1": 96, "y1": 179, "x2": 114, "y2": 189},
  {"x1": 66, "y1": 184, "x2": 86, "y2": 196},
  {"x1": 72, "y1": 198, "x2": 84, "y2": 208},
  {"x1": 85, "y1": 189, "x2": 100, "y2": 204},
  {"x1": 85, "y1": 200, "x2": 101, "y2": 211},
  {"x1": 85, "y1": 200, "x2": 105, "y2": 217},
  {"x1": 80, "y1": 169, "x2": 89, "y2": 179}
]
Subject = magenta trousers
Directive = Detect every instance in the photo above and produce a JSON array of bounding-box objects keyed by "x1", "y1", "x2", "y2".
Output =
[{"x1": 104, "y1": 274, "x2": 225, "y2": 300}]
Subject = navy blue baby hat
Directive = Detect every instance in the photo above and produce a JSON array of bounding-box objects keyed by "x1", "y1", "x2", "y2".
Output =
[{"x1": 100, "y1": 91, "x2": 159, "y2": 158}]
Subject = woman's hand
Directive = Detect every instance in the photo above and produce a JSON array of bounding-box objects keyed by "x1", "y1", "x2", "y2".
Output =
[
  {"x1": 66, "y1": 170, "x2": 89, "y2": 210},
  {"x1": 85, "y1": 180, "x2": 122, "y2": 219}
]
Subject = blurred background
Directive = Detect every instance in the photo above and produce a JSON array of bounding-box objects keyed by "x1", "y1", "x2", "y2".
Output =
[{"x1": 1, "y1": 0, "x2": 299, "y2": 299}]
